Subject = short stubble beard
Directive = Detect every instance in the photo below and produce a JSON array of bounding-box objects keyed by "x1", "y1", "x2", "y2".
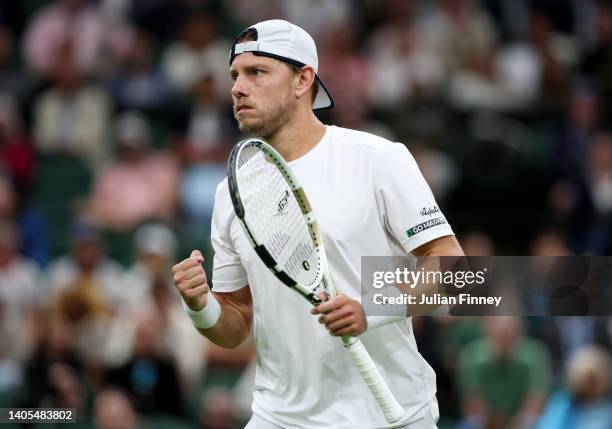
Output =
[{"x1": 235, "y1": 92, "x2": 294, "y2": 140}]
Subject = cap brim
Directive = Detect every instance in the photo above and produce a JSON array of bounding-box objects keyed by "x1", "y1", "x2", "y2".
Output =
[{"x1": 313, "y1": 75, "x2": 334, "y2": 110}]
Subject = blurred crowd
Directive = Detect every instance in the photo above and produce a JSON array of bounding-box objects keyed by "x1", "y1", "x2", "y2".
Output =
[{"x1": 1, "y1": 0, "x2": 612, "y2": 428}]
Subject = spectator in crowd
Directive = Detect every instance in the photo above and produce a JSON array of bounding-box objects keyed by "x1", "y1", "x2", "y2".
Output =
[
  {"x1": 0, "y1": 220, "x2": 39, "y2": 314},
  {"x1": 182, "y1": 69, "x2": 234, "y2": 161},
  {"x1": 221, "y1": 0, "x2": 285, "y2": 30},
  {"x1": 161, "y1": 12, "x2": 231, "y2": 98},
  {"x1": 445, "y1": 28, "x2": 540, "y2": 112},
  {"x1": 580, "y1": 0, "x2": 612, "y2": 124},
  {"x1": 552, "y1": 129, "x2": 612, "y2": 253},
  {"x1": 150, "y1": 278, "x2": 209, "y2": 393},
  {"x1": 0, "y1": 176, "x2": 47, "y2": 267},
  {"x1": 23, "y1": 0, "x2": 132, "y2": 78},
  {"x1": 117, "y1": 223, "x2": 178, "y2": 309},
  {"x1": 89, "y1": 111, "x2": 179, "y2": 231},
  {"x1": 198, "y1": 387, "x2": 238, "y2": 429},
  {"x1": 54, "y1": 274, "x2": 116, "y2": 368},
  {"x1": 524, "y1": 230, "x2": 587, "y2": 370},
  {"x1": 366, "y1": 7, "x2": 445, "y2": 109},
  {"x1": 556, "y1": 82, "x2": 601, "y2": 179},
  {"x1": 409, "y1": 142, "x2": 459, "y2": 201},
  {"x1": 317, "y1": 20, "x2": 370, "y2": 110},
  {"x1": 281, "y1": 0, "x2": 353, "y2": 39},
  {"x1": 0, "y1": 28, "x2": 30, "y2": 102},
  {"x1": 0, "y1": 94, "x2": 35, "y2": 193},
  {"x1": 23, "y1": 313, "x2": 85, "y2": 409},
  {"x1": 0, "y1": 339, "x2": 23, "y2": 407},
  {"x1": 178, "y1": 70, "x2": 233, "y2": 245},
  {"x1": 109, "y1": 29, "x2": 173, "y2": 113},
  {"x1": 0, "y1": 220, "x2": 39, "y2": 362},
  {"x1": 457, "y1": 316, "x2": 551, "y2": 429},
  {"x1": 107, "y1": 224, "x2": 208, "y2": 391},
  {"x1": 549, "y1": 83, "x2": 602, "y2": 252},
  {"x1": 33, "y1": 46, "x2": 112, "y2": 170},
  {"x1": 420, "y1": 0, "x2": 497, "y2": 74},
  {"x1": 521, "y1": 230, "x2": 612, "y2": 375},
  {"x1": 46, "y1": 217, "x2": 123, "y2": 305},
  {"x1": 331, "y1": 86, "x2": 395, "y2": 141},
  {"x1": 93, "y1": 387, "x2": 139, "y2": 429},
  {"x1": 525, "y1": 10, "x2": 577, "y2": 113},
  {"x1": 420, "y1": 315, "x2": 483, "y2": 424},
  {"x1": 460, "y1": 231, "x2": 496, "y2": 256},
  {"x1": 536, "y1": 346, "x2": 612, "y2": 429},
  {"x1": 105, "y1": 308, "x2": 184, "y2": 416},
  {"x1": 586, "y1": 132, "x2": 612, "y2": 219},
  {"x1": 124, "y1": 0, "x2": 192, "y2": 41},
  {"x1": 530, "y1": 229, "x2": 572, "y2": 256},
  {"x1": 39, "y1": 359, "x2": 86, "y2": 410}
]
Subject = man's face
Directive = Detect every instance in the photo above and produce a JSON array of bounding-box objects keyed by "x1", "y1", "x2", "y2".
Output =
[{"x1": 230, "y1": 53, "x2": 296, "y2": 139}]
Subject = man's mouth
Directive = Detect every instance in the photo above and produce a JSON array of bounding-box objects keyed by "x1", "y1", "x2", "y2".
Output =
[{"x1": 235, "y1": 104, "x2": 254, "y2": 114}]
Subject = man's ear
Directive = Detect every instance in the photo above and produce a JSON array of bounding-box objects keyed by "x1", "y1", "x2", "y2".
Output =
[{"x1": 294, "y1": 66, "x2": 316, "y2": 102}]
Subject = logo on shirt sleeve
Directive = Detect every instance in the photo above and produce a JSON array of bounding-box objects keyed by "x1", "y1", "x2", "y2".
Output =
[
  {"x1": 420, "y1": 206, "x2": 441, "y2": 217},
  {"x1": 406, "y1": 217, "x2": 446, "y2": 238}
]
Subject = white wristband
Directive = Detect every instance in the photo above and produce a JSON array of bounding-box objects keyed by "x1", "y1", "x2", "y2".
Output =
[
  {"x1": 366, "y1": 314, "x2": 406, "y2": 331},
  {"x1": 182, "y1": 292, "x2": 221, "y2": 329}
]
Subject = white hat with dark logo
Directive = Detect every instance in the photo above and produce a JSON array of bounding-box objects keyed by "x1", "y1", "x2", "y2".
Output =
[{"x1": 229, "y1": 19, "x2": 334, "y2": 110}]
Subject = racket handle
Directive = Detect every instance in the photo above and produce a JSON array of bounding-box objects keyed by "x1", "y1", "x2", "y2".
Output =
[{"x1": 343, "y1": 337, "x2": 406, "y2": 423}]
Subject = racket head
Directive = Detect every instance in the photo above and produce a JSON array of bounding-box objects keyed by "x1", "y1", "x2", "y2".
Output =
[{"x1": 227, "y1": 138, "x2": 327, "y2": 304}]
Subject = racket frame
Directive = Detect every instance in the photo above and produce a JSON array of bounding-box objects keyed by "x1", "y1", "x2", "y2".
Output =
[{"x1": 228, "y1": 138, "x2": 326, "y2": 306}]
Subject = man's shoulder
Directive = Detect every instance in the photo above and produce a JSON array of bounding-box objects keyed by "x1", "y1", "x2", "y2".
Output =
[
  {"x1": 214, "y1": 177, "x2": 231, "y2": 201},
  {"x1": 329, "y1": 126, "x2": 401, "y2": 153},
  {"x1": 213, "y1": 177, "x2": 234, "y2": 213}
]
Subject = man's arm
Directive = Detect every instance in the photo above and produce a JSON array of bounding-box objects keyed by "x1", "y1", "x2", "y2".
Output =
[
  {"x1": 199, "y1": 288, "x2": 253, "y2": 349},
  {"x1": 411, "y1": 235, "x2": 464, "y2": 257},
  {"x1": 313, "y1": 235, "x2": 465, "y2": 335},
  {"x1": 399, "y1": 235, "x2": 466, "y2": 316},
  {"x1": 172, "y1": 250, "x2": 253, "y2": 349}
]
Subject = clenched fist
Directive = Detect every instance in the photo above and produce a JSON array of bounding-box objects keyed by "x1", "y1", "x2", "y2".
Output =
[{"x1": 171, "y1": 250, "x2": 209, "y2": 311}]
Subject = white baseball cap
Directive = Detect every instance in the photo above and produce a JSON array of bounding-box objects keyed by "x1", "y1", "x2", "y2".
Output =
[{"x1": 229, "y1": 19, "x2": 334, "y2": 110}]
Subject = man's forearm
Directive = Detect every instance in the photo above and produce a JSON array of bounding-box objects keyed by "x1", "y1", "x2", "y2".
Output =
[
  {"x1": 403, "y1": 236, "x2": 466, "y2": 316},
  {"x1": 195, "y1": 293, "x2": 253, "y2": 349},
  {"x1": 398, "y1": 255, "x2": 453, "y2": 316}
]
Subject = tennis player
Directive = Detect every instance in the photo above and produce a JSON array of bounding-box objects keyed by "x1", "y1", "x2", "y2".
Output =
[{"x1": 172, "y1": 19, "x2": 464, "y2": 429}]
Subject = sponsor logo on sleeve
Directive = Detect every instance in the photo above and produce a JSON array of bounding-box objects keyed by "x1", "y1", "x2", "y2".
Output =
[
  {"x1": 406, "y1": 217, "x2": 446, "y2": 238},
  {"x1": 420, "y1": 206, "x2": 441, "y2": 217}
]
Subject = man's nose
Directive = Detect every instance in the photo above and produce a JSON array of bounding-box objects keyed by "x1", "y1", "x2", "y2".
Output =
[{"x1": 231, "y1": 75, "x2": 248, "y2": 99}]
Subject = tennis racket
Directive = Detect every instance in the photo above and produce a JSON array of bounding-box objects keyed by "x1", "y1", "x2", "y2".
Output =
[{"x1": 227, "y1": 138, "x2": 406, "y2": 424}]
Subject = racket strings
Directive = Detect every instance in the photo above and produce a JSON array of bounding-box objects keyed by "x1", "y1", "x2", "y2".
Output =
[{"x1": 236, "y1": 146, "x2": 319, "y2": 285}]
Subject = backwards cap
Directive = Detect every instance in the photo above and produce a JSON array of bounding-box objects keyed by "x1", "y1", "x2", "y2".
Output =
[{"x1": 230, "y1": 19, "x2": 334, "y2": 110}]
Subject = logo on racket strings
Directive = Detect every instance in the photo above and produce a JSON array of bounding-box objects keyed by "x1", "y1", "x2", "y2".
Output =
[
  {"x1": 274, "y1": 190, "x2": 290, "y2": 217},
  {"x1": 303, "y1": 261, "x2": 310, "y2": 271}
]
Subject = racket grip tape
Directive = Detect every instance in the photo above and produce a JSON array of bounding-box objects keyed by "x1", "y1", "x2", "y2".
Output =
[{"x1": 344, "y1": 338, "x2": 406, "y2": 423}]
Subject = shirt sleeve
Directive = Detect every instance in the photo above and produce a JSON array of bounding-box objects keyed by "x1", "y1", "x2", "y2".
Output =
[
  {"x1": 375, "y1": 142, "x2": 454, "y2": 254},
  {"x1": 211, "y1": 182, "x2": 249, "y2": 293}
]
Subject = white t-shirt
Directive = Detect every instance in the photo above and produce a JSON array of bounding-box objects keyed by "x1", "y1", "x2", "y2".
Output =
[{"x1": 211, "y1": 125, "x2": 454, "y2": 428}]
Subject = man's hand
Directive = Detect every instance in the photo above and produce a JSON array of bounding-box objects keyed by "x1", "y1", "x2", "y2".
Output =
[
  {"x1": 311, "y1": 294, "x2": 367, "y2": 336},
  {"x1": 171, "y1": 250, "x2": 209, "y2": 311}
]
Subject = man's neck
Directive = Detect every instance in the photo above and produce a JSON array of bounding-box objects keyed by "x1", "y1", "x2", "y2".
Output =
[{"x1": 267, "y1": 109, "x2": 326, "y2": 162}]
